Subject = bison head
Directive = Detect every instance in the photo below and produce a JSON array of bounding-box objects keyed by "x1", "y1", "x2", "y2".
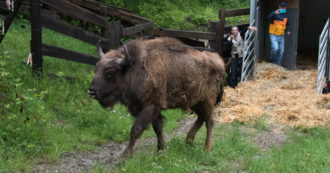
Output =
[{"x1": 88, "y1": 41, "x2": 133, "y2": 107}]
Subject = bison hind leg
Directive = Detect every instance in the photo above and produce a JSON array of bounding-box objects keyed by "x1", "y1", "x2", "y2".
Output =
[
  {"x1": 152, "y1": 113, "x2": 165, "y2": 151},
  {"x1": 186, "y1": 102, "x2": 214, "y2": 151}
]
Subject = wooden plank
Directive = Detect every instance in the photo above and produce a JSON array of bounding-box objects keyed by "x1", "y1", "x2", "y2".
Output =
[
  {"x1": 68, "y1": 0, "x2": 150, "y2": 24},
  {"x1": 0, "y1": 0, "x2": 22, "y2": 43},
  {"x1": 41, "y1": 0, "x2": 108, "y2": 28},
  {"x1": 178, "y1": 37, "x2": 205, "y2": 47},
  {"x1": 191, "y1": 47, "x2": 215, "y2": 52},
  {"x1": 225, "y1": 8, "x2": 250, "y2": 17},
  {"x1": 209, "y1": 21, "x2": 249, "y2": 33},
  {"x1": 103, "y1": 20, "x2": 121, "y2": 50},
  {"x1": 68, "y1": 0, "x2": 131, "y2": 13},
  {"x1": 31, "y1": 0, "x2": 43, "y2": 72},
  {"x1": 42, "y1": 44, "x2": 98, "y2": 65},
  {"x1": 122, "y1": 22, "x2": 154, "y2": 36},
  {"x1": 145, "y1": 28, "x2": 216, "y2": 40},
  {"x1": 217, "y1": 9, "x2": 226, "y2": 56},
  {"x1": 41, "y1": 13, "x2": 103, "y2": 45}
]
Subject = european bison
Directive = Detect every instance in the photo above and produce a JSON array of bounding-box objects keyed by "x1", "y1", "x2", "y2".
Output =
[{"x1": 88, "y1": 37, "x2": 225, "y2": 156}]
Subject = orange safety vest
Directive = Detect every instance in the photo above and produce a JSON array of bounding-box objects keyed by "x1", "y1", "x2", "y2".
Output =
[{"x1": 268, "y1": 12, "x2": 289, "y2": 36}]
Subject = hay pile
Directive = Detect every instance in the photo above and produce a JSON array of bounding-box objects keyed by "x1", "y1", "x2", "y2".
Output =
[{"x1": 215, "y1": 62, "x2": 330, "y2": 127}]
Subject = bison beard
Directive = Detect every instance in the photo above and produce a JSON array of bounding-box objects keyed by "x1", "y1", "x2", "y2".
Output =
[{"x1": 88, "y1": 37, "x2": 225, "y2": 157}]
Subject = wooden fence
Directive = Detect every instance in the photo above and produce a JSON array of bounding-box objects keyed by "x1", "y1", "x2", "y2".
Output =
[{"x1": 0, "y1": 0, "x2": 250, "y2": 72}]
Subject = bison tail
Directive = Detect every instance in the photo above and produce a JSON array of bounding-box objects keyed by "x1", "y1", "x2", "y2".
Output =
[{"x1": 215, "y1": 82, "x2": 224, "y2": 106}]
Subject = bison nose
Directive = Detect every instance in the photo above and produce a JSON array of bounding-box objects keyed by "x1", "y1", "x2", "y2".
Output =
[{"x1": 88, "y1": 89, "x2": 97, "y2": 99}]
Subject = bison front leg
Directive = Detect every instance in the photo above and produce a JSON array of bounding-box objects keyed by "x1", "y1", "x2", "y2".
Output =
[
  {"x1": 152, "y1": 113, "x2": 165, "y2": 151},
  {"x1": 123, "y1": 106, "x2": 155, "y2": 157}
]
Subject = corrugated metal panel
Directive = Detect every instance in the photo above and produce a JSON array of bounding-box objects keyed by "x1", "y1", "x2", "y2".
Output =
[{"x1": 281, "y1": 9, "x2": 299, "y2": 69}]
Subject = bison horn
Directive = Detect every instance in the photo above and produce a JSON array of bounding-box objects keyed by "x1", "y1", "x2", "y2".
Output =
[
  {"x1": 122, "y1": 44, "x2": 132, "y2": 67},
  {"x1": 97, "y1": 40, "x2": 104, "y2": 59}
]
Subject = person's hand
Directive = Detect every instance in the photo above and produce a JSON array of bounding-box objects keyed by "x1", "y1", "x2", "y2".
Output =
[
  {"x1": 230, "y1": 35, "x2": 234, "y2": 40},
  {"x1": 275, "y1": 9, "x2": 280, "y2": 14},
  {"x1": 248, "y1": 26, "x2": 257, "y2": 31},
  {"x1": 6, "y1": 0, "x2": 11, "y2": 10},
  {"x1": 287, "y1": 31, "x2": 291, "y2": 35}
]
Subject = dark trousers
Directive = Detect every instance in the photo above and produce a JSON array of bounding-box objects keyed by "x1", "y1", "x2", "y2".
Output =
[{"x1": 230, "y1": 57, "x2": 242, "y2": 88}]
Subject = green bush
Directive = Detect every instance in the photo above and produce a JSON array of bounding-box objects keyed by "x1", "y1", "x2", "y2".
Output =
[{"x1": 94, "y1": 0, "x2": 250, "y2": 30}]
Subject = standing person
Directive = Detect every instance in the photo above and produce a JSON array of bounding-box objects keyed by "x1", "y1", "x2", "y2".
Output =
[
  {"x1": 228, "y1": 26, "x2": 256, "y2": 88},
  {"x1": 267, "y1": 2, "x2": 291, "y2": 66},
  {"x1": 6, "y1": 0, "x2": 11, "y2": 10}
]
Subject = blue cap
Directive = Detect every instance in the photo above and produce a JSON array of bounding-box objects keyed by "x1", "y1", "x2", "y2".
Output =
[{"x1": 280, "y1": 2, "x2": 287, "y2": 7}]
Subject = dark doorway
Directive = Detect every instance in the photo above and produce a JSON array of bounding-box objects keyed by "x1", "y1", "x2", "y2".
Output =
[
  {"x1": 256, "y1": 0, "x2": 299, "y2": 69},
  {"x1": 297, "y1": 0, "x2": 330, "y2": 68}
]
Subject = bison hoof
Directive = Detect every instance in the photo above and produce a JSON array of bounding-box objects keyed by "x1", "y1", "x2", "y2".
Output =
[
  {"x1": 122, "y1": 148, "x2": 133, "y2": 158},
  {"x1": 204, "y1": 145, "x2": 212, "y2": 152},
  {"x1": 186, "y1": 138, "x2": 194, "y2": 147},
  {"x1": 157, "y1": 144, "x2": 165, "y2": 151}
]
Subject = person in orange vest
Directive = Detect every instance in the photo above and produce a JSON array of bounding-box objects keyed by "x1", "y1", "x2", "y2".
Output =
[{"x1": 267, "y1": 2, "x2": 291, "y2": 65}]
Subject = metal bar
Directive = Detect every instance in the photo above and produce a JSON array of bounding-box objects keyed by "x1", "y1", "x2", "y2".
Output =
[
  {"x1": 241, "y1": 18, "x2": 256, "y2": 82},
  {"x1": 242, "y1": 54, "x2": 254, "y2": 78},
  {"x1": 316, "y1": 18, "x2": 329, "y2": 93},
  {"x1": 320, "y1": 45, "x2": 327, "y2": 62},
  {"x1": 31, "y1": 0, "x2": 43, "y2": 72},
  {"x1": 320, "y1": 37, "x2": 327, "y2": 50},
  {"x1": 320, "y1": 20, "x2": 329, "y2": 39},
  {"x1": 326, "y1": 17, "x2": 330, "y2": 82}
]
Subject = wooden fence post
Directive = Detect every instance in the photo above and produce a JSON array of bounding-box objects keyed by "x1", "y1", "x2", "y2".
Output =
[
  {"x1": 103, "y1": 20, "x2": 121, "y2": 51},
  {"x1": 217, "y1": 8, "x2": 226, "y2": 56},
  {"x1": 30, "y1": 0, "x2": 43, "y2": 72}
]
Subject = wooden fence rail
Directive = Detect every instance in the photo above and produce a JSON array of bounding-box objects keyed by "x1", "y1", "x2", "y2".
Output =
[
  {"x1": 0, "y1": 0, "x2": 249, "y2": 72},
  {"x1": 41, "y1": 0, "x2": 108, "y2": 28},
  {"x1": 67, "y1": 0, "x2": 150, "y2": 24},
  {"x1": 41, "y1": 14, "x2": 103, "y2": 45},
  {"x1": 42, "y1": 44, "x2": 98, "y2": 65},
  {"x1": 145, "y1": 28, "x2": 216, "y2": 41}
]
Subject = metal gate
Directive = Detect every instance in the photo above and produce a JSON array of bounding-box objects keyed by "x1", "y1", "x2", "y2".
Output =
[
  {"x1": 241, "y1": 0, "x2": 257, "y2": 82},
  {"x1": 241, "y1": 19, "x2": 256, "y2": 82},
  {"x1": 317, "y1": 18, "x2": 330, "y2": 94}
]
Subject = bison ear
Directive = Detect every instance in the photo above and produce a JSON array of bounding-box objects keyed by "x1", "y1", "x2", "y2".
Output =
[
  {"x1": 120, "y1": 44, "x2": 134, "y2": 69},
  {"x1": 97, "y1": 39, "x2": 104, "y2": 59}
]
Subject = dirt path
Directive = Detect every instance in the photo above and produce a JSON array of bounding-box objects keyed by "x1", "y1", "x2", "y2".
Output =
[
  {"x1": 30, "y1": 117, "x2": 291, "y2": 172},
  {"x1": 30, "y1": 117, "x2": 196, "y2": 173}
]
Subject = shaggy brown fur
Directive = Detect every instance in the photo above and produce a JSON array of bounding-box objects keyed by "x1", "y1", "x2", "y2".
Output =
[{"x1": 88, "y1": 37, "x2": 225, "y2": 156}]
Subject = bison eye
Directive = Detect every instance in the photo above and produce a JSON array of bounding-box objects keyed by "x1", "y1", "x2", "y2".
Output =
[{"x1": 105, "y1": 69, "x2": 117, "y2": 79}]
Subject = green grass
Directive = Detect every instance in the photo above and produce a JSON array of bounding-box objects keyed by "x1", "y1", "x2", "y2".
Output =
[
  {"x1": 0, "y1": 19, "x2": 187, "y2": 171},
  {"x1": 1, "y1": 1, "x2": 330, "y2": 171},
  {"x1": 96, "y1": 124, "x2": 330, "y2": 173}
]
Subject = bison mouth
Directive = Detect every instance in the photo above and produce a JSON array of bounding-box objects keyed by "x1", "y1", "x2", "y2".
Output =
[
  {"x1": 88, "y1": 89, "x2": 118, "y2": 108},
  {"x1": 96, "y1": 93, "x2": 117, "y2": 108}
]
